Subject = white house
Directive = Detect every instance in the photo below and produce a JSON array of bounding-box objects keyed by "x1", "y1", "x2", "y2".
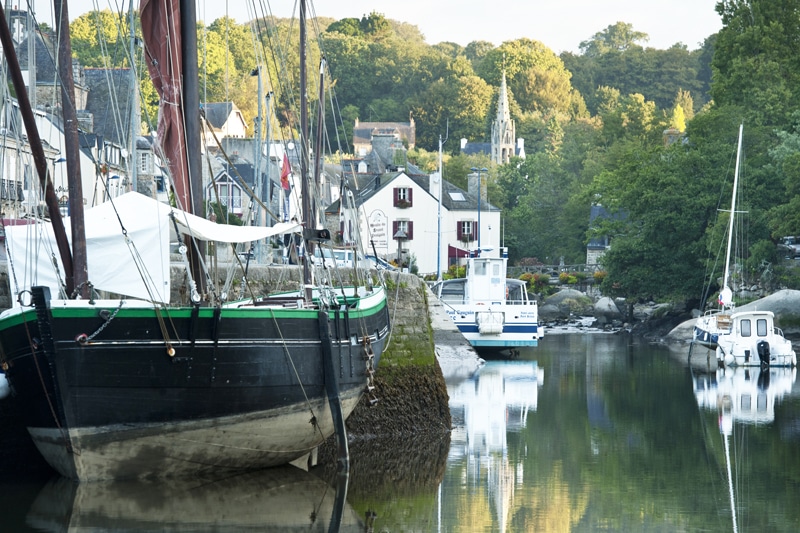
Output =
[
  {"x1": 201, "y1": 102, "x2": 248, "y2": 147},
  {"x1": 328, "y1": 170, "x2": 501, "y2": 277}
]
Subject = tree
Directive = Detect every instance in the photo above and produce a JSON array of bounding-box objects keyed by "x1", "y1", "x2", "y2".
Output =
[
  {"x1": 578, "y1": 22, "x2": 648, "y2": 57},
  {"x1": 70, "y1": 9, "x2": 129, "y2": 68},
  {"x1": 712, "y1": 0, "x2": 800, "y2": 127}
]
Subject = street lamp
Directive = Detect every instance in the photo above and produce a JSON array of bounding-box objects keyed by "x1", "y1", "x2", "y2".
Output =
[
  {"x1": 394, "y1": 228, "x2": 407, "y2": 269},
  {"x1": 470, "y1": 167, "x2": 488, "y2": 249}
]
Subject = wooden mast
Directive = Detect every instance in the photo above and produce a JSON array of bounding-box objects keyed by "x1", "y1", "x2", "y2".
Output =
[
  {"x1": 300, "y1": 0, "x2": 312, "y2": 301},
  {"x1": 0, "y1": 5, "x2": 76, "y2": 295},
  {"x1": 53, "y1": 0, "x2": 88, "y2": 298},
  {"x1": 180, "y1": 0, "x2": 206, "y2": 297}
]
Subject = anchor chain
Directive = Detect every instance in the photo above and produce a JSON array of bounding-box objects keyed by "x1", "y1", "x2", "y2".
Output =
[
  {"x1": 76, "y1": 302, "x2": 124, "y2": 344},
  {"x1": 363, "y1": 337, "x2": 379, "y2": 406}
]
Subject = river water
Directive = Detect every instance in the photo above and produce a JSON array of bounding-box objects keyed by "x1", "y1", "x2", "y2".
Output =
[{"x1": 3, "y1": 333, "x2": 800, "y2": 532}]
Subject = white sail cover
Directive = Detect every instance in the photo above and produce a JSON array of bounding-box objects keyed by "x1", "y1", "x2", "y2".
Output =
[{"x1": 5, "y1": 192, "x2": 300, "y2": 305}]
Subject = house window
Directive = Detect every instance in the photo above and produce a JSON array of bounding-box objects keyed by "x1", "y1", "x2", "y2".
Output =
[
  {"x1": 138, "y1": 152, "x2": 152, "y2": 174},
  {"x1": 457, "y1": 220, "x2": 476, "y2": 242},
  {"x1": 393, "y1": 187, "x2": 412, "y2": 208},
  {"x1": 392, "y1": 220, "x2": 414, "y2": 240}
]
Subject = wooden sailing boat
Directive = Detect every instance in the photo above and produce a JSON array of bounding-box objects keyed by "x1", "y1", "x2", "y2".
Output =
[{"x1": 0, "y1": 0, "x2": 389, "y2": 481}]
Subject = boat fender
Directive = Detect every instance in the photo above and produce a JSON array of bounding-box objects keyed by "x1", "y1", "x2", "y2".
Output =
[
  {"x1": 757, "y1": 340, "x2": 770, "y2": 366},
  {"x1": 0, "y1": 372, "x2": 9, "y2": 400},
  {"x1": 76, "y1": 333, "x2": 89, "y2": 345}
]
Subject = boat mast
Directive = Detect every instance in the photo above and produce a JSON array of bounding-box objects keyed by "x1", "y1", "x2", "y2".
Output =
[
  {"x1": 0, "y1": 5, "x2": 77, "y2": 296},
  {"x1": 721, "y1": 123, "x2": 744, "y2": 308},
  {"x1": 129, "y1": 0, "x2": 139, "y2": 193},
  {"x1": 300, "y1": 0, "x2": 312, "y2": 300},
  {"x1": 54, "y1": 0, "x2": 89, "y2": 298},
  {"x1": 180, "y1": 0, "x2": 206, "y2": 296}
]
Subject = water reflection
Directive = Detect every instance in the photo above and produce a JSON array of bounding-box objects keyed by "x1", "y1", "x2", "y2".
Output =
[
  {"x1": 10, "y1": 335, "x2": 800, "y2": 532},
  {"x1": 693, "y1": 365, "x2": 797, "y2": 533},
  {"x1": 25, "y1": 466, "x2": 364, "y2": 532},
  {"x1": 447, "y1": 360, "x2": 544, "y2": 533}
]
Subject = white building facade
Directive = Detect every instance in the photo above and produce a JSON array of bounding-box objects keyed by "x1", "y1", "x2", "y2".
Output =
[{"x1": 355, "y1": 171, "x2": 501, "y2": 277}]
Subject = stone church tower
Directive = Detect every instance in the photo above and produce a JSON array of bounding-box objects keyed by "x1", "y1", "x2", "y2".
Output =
[{"x1": 491, "y1": 71, "x2": 515, "y2": 164}]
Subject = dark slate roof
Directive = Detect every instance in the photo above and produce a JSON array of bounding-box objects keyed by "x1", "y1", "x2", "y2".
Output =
[
  {"x1": 83, "y1": 68, "x2": 136, "y2": 145},
  {"x1": 201, "y1": 102, "x2": 238, "y2": 129},
  {"x1": 587, "y1": 204, "x2": 626, "y2": 249},
  {"x1": 352, "y1": 121, "x2": 415, "y2": 148},
  {"x1": 461, "y1": 141, "x2": 491, "y2": 156},
  {"x1": 325, "y1": 171, "x2": 497, "y2": 215},
  {"x1": 15, "y1": 25, "x2": 58, "y2": 84}
]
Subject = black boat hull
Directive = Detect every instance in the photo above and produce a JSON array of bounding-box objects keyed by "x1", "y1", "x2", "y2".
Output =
[{"x1": 0, "y1": 288, "x2": 389, "y2": 480}]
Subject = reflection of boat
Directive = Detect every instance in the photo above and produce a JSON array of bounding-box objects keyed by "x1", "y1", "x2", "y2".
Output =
[
  {"x1": 0, "y1": 1, "x2": 389, "y2": 480},
  {"x1": 692, "y1": 125, "x2": 795, "y2": 367},
  {"x1": 693, "y1": 366, "x2": 796, "y2": 532},
  {"x1": 694, "y1": 365, "x2": 796, "y2": 424},
  {"x1": 431, "y1": 247, "x2": 542, "y2": 350},
  {"x1": 26, "y1": 466, "x2": 364, "y2": 532},
  {"x1": 447, "y1": 360, "x2": 543, "y2": 532}
]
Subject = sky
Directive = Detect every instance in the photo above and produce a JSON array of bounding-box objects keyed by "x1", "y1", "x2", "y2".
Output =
[{"x1": 30, "y1": 0, "x2": 722, "y2": 54}]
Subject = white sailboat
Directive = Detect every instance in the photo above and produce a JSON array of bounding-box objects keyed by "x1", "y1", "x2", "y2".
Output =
[
  {"x1": 693, "y1": 124, "x2": 743, "y2": 349},
  {"x1": 692, "y1": 125, "x2": 795, "y2": 367}
]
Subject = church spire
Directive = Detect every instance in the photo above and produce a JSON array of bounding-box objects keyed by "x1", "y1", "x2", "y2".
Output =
[{"x1": 491, "y1": 68, "x2": 515, "y2": 164}]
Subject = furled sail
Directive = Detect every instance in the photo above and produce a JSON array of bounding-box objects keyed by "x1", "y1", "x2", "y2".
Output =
[{"x1": 5, "y1": 193, "x2": 301, "y2": 305}]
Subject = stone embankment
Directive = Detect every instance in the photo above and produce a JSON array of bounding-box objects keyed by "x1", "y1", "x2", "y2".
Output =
[{"x1": 316, "y1": 272, "x2": 465, "y2": 474}]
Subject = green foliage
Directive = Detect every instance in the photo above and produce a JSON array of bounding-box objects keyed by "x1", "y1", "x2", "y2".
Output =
[
  {"x1": 207, "y1": 202, "x2": 242, "y2": 226},
  {"x1": 444, "y1": 264, "x2": 465, "y2": 280},
  {"x1": 579, "y1": 22, "x2": 649, "y2": 57},
  {"x1": 712, "y1": 0, "x2": 800, "y2": 126}
]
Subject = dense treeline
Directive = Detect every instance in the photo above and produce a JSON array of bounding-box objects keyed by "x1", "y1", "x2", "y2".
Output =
[{"x1": 68, "y1": 0, "x2": 800, "y2": 306}]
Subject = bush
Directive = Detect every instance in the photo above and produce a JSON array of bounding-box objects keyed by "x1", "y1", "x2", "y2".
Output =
[{"x1": 444, "y1": 264, "x2": 466, "y2": 279}]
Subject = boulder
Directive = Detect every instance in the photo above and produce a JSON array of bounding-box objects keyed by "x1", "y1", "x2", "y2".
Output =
[
  {"x1": 541, "y1": 289, "x2": 594, "y2": 319},
  {"x1": 594, "y1": 297, "x2": 621, "y2": 325}
]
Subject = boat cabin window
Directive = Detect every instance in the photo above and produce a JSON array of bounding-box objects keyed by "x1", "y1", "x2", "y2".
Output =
[
  {"x1": 439, "y1": 280, "x2": 466, "y2": 304},
  {"x1": 506, "y1": 283, "x2": 525, "y2": 303},
  {"x1": 473, "y1": 261, "x2": 487, "y2": 276},
  {"x1": 740, "y1": 319, "x2": 751, "y2": 337},
  {"x1": 757, "y1": 318, "x2": 768, "y2": 336},
  {"x1": 492, "y1": 263, "x2": 500, "y2": 276}
]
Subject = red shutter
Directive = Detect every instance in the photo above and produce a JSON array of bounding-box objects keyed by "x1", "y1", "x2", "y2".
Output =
[
  {"x1": 407, "y1": 187, "x2": 413, "y2": 207},
  {"x1": 393, "y1": 187, "x2": 399, "y2": 207},
  {"x1": 392, "y1": 220, "x2": 398, "y2": 239},
  {"x1": 407, "y1": 221, "x2": 414, "y2": 240},
  {"x1": 456, "y1": 220, "x2": 463, "y2": 240}
]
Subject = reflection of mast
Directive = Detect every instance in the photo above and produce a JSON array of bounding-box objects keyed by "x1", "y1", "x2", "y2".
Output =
[
  {"x1": 694, "y1": 366, "x2": 796, "y2": 533},
  {"x1": 719, "y1": 395, "x2": 738, "y2": 533}
]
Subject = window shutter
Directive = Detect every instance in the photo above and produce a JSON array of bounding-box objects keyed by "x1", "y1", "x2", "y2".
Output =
[
  {"x1": 473, "y1": 221, "x2": 478, "y2": 240},
  {"x1": 456, "y1": 221, "x2": 463, "y2": 240},
  {"x1": 407, "y1": 221, "x2": 414, "y2": 240},
  {"x1": 407, "y1": 188, "x2": 413, "y2": 206},
  {"x1": 393, "y1": 187, "x2": 399, "y2": 207},
  {"x1": 392, "y1": 220, "x2": 398, "y2": 238}
]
